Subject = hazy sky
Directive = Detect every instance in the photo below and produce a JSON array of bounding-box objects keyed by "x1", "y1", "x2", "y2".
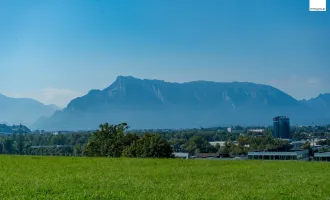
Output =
[{"x1": 0, "y1": 0, "x2": 329, "y2": 107}]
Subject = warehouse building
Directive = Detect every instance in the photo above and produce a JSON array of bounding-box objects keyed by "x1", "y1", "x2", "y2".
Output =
[
  {"x1": 248, "y1": 150, "x2": 309, "y2": 160},
  {"x1": 313, "y1": 152, "x2": 330, "y2": 162}
]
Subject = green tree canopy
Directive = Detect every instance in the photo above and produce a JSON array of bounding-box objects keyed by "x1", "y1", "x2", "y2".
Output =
[
  {"x1": 122, "y1": 134, "x2": 173, "y2": 158},
  {"x1": 85, "y1": 123, "x2": 173, "y2": 158}
]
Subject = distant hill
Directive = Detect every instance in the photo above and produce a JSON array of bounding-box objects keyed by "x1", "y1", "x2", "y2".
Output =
[
  {"x1": 0, "y1": 94, "x2": 58, "y2": 126},
  {"x1": 301, "y1": 93, "x2": 330, "y2": 112},
  {"x1": 300, "y1": 93, "x2": 330, "y2": 123},
  {"x1": 32, "y1": 76, "x2": 326, "y2": 131},
  {"x1": 0, "y1": 124, "x2": 31, "y2": 134}
]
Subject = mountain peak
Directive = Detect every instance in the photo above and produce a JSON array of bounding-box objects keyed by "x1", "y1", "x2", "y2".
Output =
[
  {"x1": 115, "y1": 75, "x2": 140, "y2": 82},
  {"x1": 115, "y1": 76, "x2": 166, "y2": 84},
  {"x1": 109, "y1": 76, "x2": 141, "y2": 89},
  {"x1": 306, "y1": 93, "x2": 330, "y2": 101}
]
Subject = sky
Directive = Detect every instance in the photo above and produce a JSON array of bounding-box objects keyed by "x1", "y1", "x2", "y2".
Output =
[{"x1": 0, "y1": 0, "x2": 329, "y2": 107}]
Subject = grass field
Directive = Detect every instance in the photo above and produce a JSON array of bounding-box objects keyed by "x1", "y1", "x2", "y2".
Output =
[{"x1": 0, "y1": 156, "x2": 330, "y2": 200}]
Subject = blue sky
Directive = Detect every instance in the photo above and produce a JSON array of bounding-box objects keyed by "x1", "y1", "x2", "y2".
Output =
[{"x1": 0, "y1": 0, "x2": 329, "y2": 107}]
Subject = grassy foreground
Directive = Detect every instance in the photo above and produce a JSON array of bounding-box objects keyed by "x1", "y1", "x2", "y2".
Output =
[{"x1": 0, "y1": 156, "x2": 329, "y2": 200}]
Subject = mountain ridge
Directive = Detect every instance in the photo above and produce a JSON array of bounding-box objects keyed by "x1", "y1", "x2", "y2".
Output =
[
  {"x1": 31, "y1": 76, "x2": 330, "y2": 131},
  {"x1": 0, "y1": 93, "x2": 58, "y2": 126}
]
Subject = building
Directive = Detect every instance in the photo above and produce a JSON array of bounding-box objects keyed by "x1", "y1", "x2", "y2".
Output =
[
  {"x1": 313, "y1": 152, "x2": 330, "y2": 162},
  {"x1": 209, "y1": 141, "x2": 226, "y2": 147},
  {"x1": 248, "y1": 129, "x2": 264, "y2": 133},
  {"x1": 172, "y1": 152, "x2": 189, "y2": 159},
  {"x1": 248, "y1": 150, "x2": 309, "y2": 160},
  {"x1": 291, "y1": 141, "x2": 306, "y2": 149},
  {"x1": 273, "y1": 116, "x2": 290, "y2": 139},
  {"x1": 195, "y1": 153, "x2": 219, "y2": 158}
]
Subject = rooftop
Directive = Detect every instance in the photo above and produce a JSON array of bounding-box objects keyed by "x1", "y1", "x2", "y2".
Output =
[{"x1": 314, "y1": 152, "x2": 330, "y2": 157}]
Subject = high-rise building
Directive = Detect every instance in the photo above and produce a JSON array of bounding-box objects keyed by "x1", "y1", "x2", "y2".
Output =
[{"x1": 273, "y1": 116, "x2": 290, "y2": 139}]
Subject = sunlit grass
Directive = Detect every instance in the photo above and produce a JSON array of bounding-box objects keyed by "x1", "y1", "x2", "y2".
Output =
[{"x1": 0, "y1": 155, "x2": 329, "y2": 199}]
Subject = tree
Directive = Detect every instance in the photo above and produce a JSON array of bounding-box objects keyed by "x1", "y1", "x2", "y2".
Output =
[
  {"x1": 3, "y1": 139, "x2": 14, "y2": 154},
  {"x1": 301, "y1": 142, "x2": 311, "y2": 150},
  {"x1": 122, "y1": 133, "x2": 139, "y2": 147},
  {"x1": 0, "y1": 143, "x2": 4, "y2": 154},
  {"x1": 74, "y1": 144, "x2": 82, "y2": 156},
  {"x1": 181, "y1": 136, "x2": 217, "y2": 155},
  {"x1": 122, "y1": 134, "x2": 173, "y2": 158},
  {"x1": 237, "y1": 136, "x2": 249, "y2": 154},
  {"x1": 215, "y1": 143, "x2": 221, "y2": 151},
  {"x1": 301, "y1": 142, "x2": 314, "y2": 157},
  {"x1": 220, "y1": 141, "x2": 232, "y2": 154},
  {"x1": 84, "y1": 122, "x2": 129, "y2": 157},
  {"x1": 15, "y1": 134, "x2": 25, "y2": 155}
]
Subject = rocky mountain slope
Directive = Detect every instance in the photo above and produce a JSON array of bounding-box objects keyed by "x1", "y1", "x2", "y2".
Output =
[{"x1": 32, "y1": 76, "x2": 325, "y2": 131}]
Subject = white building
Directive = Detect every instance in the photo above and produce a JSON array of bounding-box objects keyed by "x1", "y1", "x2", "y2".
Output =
[
  {"x1": 209, "y1": 141, "x2": 226, "y2": 147},
  {"x1": 173, "y1": 152, "x2": 189, "y2": 159}
]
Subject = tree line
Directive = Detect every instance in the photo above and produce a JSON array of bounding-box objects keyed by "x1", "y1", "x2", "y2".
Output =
[
  {"x1": 84, "y1": 123, "x2": 172, "y2": 158},
  {"x1": 0, "y1": 122, "x2": 304, "y2": 158},
  {"x1": 0, "y1": 123, "x2": 173, "y2": 158}
]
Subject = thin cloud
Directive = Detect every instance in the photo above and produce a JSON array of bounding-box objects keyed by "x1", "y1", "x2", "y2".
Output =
[{"x1": 40, "y1": 88, "x2": 83, "y2": 108}]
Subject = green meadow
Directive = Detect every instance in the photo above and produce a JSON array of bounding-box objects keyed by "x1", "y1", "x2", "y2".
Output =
[{"x1": 0, "y1": 155, "x2": 329, "y2": 200}]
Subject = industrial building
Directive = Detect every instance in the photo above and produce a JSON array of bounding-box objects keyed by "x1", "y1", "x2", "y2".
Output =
[
  {"x1": 172, "y1": 152, "x2": 189, "y2": 159},
  {"x1": 273, "y1": 116, "x2": 290, "y2": 139},
  {"x1": 248, "y1": 150, "x2": 309, "y2": 160},
  {"x1": 313, "y1": 152, "x2": 330, "y2": 162}
]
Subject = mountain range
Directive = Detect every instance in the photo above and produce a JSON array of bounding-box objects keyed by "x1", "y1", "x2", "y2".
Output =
[
  {"x1": 27, "y1": 76, "x2": 330, "y2": 131},
  {"x1": 0, "y1": 94, "x2": 58, "y2": 126}
]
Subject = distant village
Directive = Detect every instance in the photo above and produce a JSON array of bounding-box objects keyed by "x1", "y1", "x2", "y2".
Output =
[
  {"x1": 171, "y1": 116, "x2": 330, "y2": 162},
  {"x1": 1, "y1": 116, "x2": 330, "y2": 161}
]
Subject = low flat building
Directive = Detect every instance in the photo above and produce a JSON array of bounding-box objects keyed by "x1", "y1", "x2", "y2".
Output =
[
  {"x1": 209, "y1": 141, "x2": 226, "y2": 147},
  {"x1": 313, "y1": 152, "x2": 330, "y2": 162},
  {"x1": 248, "y1": 150, "x2": 309, "y2": 160},
  {"x1": 248, "y1": 129, "x2": 264, "y2": 133},
  {"x1": 219, "y1": 153, "x2": 231, "y2": 158},
  {"x1": 195, "y1": 153, "x2": 219, "y2": 158},
  {"x1": 173, "y1": 152, "x2": 189, "y2": 159}
]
